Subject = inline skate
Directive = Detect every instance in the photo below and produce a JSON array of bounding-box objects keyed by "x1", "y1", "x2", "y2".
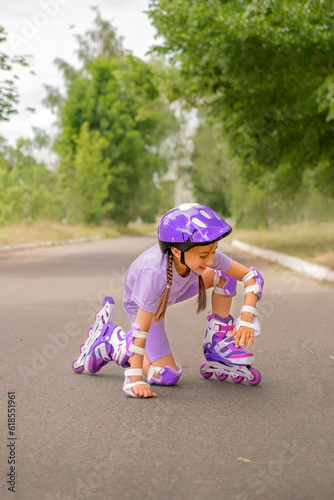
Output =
[
  {"x1": 72, "y1": 296, "x2": 129, "y2": 374},
  {"x1": 200, "y1": 313, "x2": 261, "y2": 385}
]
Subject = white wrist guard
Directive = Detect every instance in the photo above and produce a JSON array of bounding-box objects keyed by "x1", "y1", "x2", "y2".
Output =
[
  {"x1": 236, "y1": 305, "x2": 261, "y2": 337},
  {"x1": 123, "y1": 368, "x2": 150, "y2": 398},
  {"x1": 126, "y1": 325, "x2": 148, "y2": 357}
]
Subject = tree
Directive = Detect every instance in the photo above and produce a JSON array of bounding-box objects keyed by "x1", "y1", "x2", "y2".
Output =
[
  {"x1": 58, "y1": 122, "x2": 111, "y2": 224},
  {"x1": 190, "y1": 116, "x2": 237, "y2": 216},
  {"x1": 45, "y1": 9, "x2": 180, "y2": 224},
  {"x1": 74, "y1": 6, "x2": 126, "y2": 65},
  {"x1": 148, "y1": 0, "x2": 334, "y2": 196},
  {"x1": 190, "y1": 115, "x2": 274, "y2": 227},
  {"x1": 0, "y1": 25, "x2": 33, "y2": 120},
  {"x1": 190, "y1": 114, "x2": 334, "y2": 228},
  {"x1": 0, "y1": 137, "x2": 61, "y2": 224}
]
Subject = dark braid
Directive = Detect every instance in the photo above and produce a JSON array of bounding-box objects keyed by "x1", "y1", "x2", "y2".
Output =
[
  {"x1": 166, "y1": 251, "x2": 173, "y2": 287},
  {"x1": 154, "y1": 251, "x2": 173, "y2": 323},
  {"x1": 197, "y1": 275, "x2": 207, "y2": 313}
]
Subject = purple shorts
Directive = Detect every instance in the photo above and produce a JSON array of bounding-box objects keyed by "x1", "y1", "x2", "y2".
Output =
[{"x1": 126, "y1": 282, "x2": 199, "y2": 362}]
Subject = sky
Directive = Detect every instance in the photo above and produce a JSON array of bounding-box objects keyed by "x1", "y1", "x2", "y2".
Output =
[{"x1": 0, "y1": 0, "x2": 158, "y2": 148}]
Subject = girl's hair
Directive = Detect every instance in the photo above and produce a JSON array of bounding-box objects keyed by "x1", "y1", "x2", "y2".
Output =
[{"x1": 153, "y1": 250, "x2": 207, "y2": 323}]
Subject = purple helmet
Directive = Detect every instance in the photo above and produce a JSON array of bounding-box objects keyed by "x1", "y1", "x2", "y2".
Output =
[{"x1": 158, "y1": 203, "x2": 232, "y2": 254}]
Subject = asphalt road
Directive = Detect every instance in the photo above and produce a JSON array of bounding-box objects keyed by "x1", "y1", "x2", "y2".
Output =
[{"x1": 1, "y1": 235, "x2": 334, "y2": 500}]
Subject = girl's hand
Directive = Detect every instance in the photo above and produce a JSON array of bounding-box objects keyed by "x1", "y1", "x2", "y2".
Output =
[
  {"x1": 230, "y1": 325, "x2": 254, "y2": 349},
  {"x1": 130, "y1": 377, "x2": 157, "y2": 398}
]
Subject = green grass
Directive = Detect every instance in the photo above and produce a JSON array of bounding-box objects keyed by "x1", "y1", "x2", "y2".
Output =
[
  {"x1": 1, "y1": 219, "x2": 333, "y2": 270},
  {"x1": 0, "y1": 220, "x2": 157, "y2": 247},
  {"x1": 233, "y1": 222, "x2": 334, "y2": 269},
  {"x1": 116, "y1": 222, "x2": 158, "y2": 237}
]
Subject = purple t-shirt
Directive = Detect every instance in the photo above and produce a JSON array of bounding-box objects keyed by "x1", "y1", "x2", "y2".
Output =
[{"x1": 123, "y1": 244, "x2": 232, "y2": 321}]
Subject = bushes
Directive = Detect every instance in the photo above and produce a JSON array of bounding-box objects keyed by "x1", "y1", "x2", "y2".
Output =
[{"x1": 0, "y1": 139, "x2": 63, "y2": 225}]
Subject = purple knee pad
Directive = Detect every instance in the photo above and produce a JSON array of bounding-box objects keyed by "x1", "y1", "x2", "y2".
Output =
[
  {"x1": 148, "y1": 364, "x2": 183, "y2": 386},
  {"x1": 214, "y1": 270, "x2": 237, "y2": 297}
]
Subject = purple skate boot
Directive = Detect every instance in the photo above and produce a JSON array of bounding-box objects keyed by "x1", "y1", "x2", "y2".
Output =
[
  {"x1": 200, "y1": 313, "x2": 261, "y2": 385},
  {"x1": 72, "y1": 296, "x2": 125, "y2": 374},
  {"x1": 84, "y1": 322, "x2": 130, "y2": 373}
]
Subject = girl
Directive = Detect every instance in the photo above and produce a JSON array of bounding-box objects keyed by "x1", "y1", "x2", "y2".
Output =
[{"x1": 76, "y1": 203, "x2": 264, "y2": 398}]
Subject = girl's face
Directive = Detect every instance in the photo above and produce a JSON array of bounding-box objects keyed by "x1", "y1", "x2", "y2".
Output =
[{"x1": 172, "y1": 243, "x2": 218, "y2": 275}]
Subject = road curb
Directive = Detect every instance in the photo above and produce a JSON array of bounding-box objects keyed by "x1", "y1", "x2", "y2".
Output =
[
  {"x1": 231, "y1": 239, "x2": 334, "y2": 283},
  {"x1": 0, "y1": 236, "x2": 102, "y2": 253}
]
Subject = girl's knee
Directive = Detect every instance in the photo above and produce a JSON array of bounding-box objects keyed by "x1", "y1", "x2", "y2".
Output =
[{"x1": 213, "y1": 270, "x2": 237, "y2": 297}]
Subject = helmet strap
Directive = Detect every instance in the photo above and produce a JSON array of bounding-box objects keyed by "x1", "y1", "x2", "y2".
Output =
[{"x1": 180, "y1": 251, "x2": 190, "y2": 270}]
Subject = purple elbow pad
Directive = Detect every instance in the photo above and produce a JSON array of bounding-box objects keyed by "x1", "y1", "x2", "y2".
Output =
[
  {"x1": 250, "y1": 267, "x2": 264, "y2": 300},
  {"x1": 242, "y1": 267, "x2": 264, "y2": 300}
]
